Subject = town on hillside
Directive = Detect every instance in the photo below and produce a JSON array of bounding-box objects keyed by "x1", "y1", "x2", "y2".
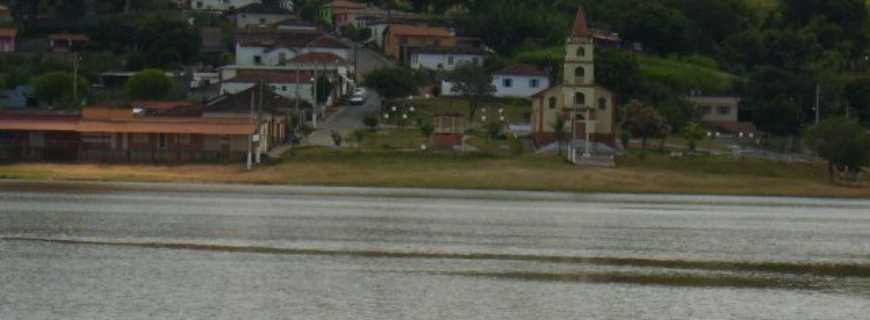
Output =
[{"x1": 0, "y1": 0, "x2": 868, "y2": 184}]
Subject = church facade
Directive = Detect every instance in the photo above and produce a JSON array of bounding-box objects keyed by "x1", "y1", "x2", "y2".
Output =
[{"x1": 530, "y1": 7, "x2": 617, "y2": 146}]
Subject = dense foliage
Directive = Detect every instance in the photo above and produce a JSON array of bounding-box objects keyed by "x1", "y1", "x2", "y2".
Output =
[
  {"x1": 363, "y1": 68, "x2": 424, "y2": 100},
  {"x1": 125, "y1": 69, "x2": 173, "y2": 100},
  {"x1": 804, "y1": 117, "x2": 870, "y2": 181}
]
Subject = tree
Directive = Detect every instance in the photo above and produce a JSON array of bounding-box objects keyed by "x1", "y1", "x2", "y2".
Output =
[
  {"x1": 126, "y1": 69, "x2": 173, "y2": 100},
  {"x1": 845, "y1": 77, "x2": 870, "y2": 125},
  {"x1": 363, "y1": 68, "x2": 422, "y2": 100},
  {"x1": 623, "y1": 100, "x2": 669, "y2": 158},
  {"x1": 32, "y1": 72, "x2": 88, "y2": 108},
  {"x1": 682, "y1": 122, "x2": 707, "y2": 152},
  {"x1": 484, "y1": 121, "x2": 501, "y2": 140},
  {"x1": 447, "y1": 63, "x2": 495, "y2": 121},
  {"x1": 804, "y1": 117, "x2": 870, "y2": 182},
  {"x1": 419, "y1": 120, "x2": 434, "y2": 138}
]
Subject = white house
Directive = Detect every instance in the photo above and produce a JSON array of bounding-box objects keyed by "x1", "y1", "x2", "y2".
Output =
[
  {"x1": 220, "y1": 70, "x2": 316, "y2": 104},
  {"x1": 231, "y1": 2, "x2": 292, "y2": 29},
  {"x1": 408, "y1": 47, "x2": 487, "y2": 71},
  {"x1": 442, "y1": 64, "x2": 549, "y2": 99},
  {"x1": 235, "y1": 32, "x2": 351, "y2": 66},
  {"x1": 492, "y1": 64, "x2": 550, "y2": 98},
  {"x1": 191, "y1": 0, "x2": 261, "y2": 11}
]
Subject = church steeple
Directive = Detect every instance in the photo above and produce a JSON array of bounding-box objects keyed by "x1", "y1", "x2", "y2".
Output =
[
  {"x1": 572, "y1": 6, "x2": 589, "y2": 38},
  {"x1": 564, "y1": 6, "x2": 595, "y2": 86}
]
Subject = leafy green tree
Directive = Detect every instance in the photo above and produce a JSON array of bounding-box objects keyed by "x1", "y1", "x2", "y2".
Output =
[
  {"x1": 845, "y1": 77, "x2": 870, "y2": 125},
  {"x1": 682, "y1": 122, "x2": 707, "y2": 152},
  {"x1": 126, "y1": 69, "x2": 173, "y2": 100},
  {"x1": 623, "y1": 100, "x2": 669, "y2": 158},
  {"x1": 419, "y1": 120, "x2": 434, "y2": 138},
  {"x1": 595, "y1": 48, "x2": 643, "y2": 100},
  {"x1": 32, "y1": 72, "x2": 88, "y2": 108},
  {"x1": 484, "y1": 121, "x2": 502, "y2": 140},
  {"x1": 804, "y1": 117, "x2": 870, "y2": 182},
  {"x1": 446, "y1": 63, "x2": 495, "y2": 121},
  {"x1": 363, "y1": 68, "x2": 423, "y2": 100}
]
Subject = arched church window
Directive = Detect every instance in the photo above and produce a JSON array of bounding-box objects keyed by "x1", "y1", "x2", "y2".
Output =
[
  {"x1": 575, "y1": 66, "x2": 585, "y2": 80},
  {"x1": 577, "y1": 46, "x2": 585, "y2": 58},
  {"x1": 598, "y1": 97, "x2": 607, "y2": 110},
  {"x1": 574, "y1": 92, "x2": 586, "y2": 106}
]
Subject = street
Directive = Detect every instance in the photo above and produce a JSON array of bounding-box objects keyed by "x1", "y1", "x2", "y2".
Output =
[{"x1": 1, "y1": 181, "x2": 869, "y2": 319}]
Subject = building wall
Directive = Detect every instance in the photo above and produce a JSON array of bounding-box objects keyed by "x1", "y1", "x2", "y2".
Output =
[
  {"x1": 686, "y1": 97, "x2": 740, "y2": 123},
  {"x1": 531, "y1": 86, "x2": 615, "y2": 135},
  {"x1": 492, "y1": 75, "x2": 549, "y2": 98},
  {"x1": 0, "y1": 37, "x2": 14, "y2": 53},
  {"x1": 410, "y1": 53, "x2": 482, "y2": 71},
  {"x1": 369, "y1": 24, "x2": 388, "y2": 48},
  {"x1": 385, "y1": 34, "x2": 456, "y2": 59},
  {"x1": 221, "y1": 82, "x2": 315, "y2": 104},
  {"x1": 191, "y1": 0, "x2": 260, "y2": 11},
  {"x1": 235, "y1": 13, "x2": 289, "y2": 28},
  {"x1": 235, "y1": 45, "x2": 351, "y2": 66}
]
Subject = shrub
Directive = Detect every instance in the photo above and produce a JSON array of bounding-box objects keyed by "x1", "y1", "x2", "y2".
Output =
[{"x1": 363, "y1": 115, "x2": 380, "y2": 131}]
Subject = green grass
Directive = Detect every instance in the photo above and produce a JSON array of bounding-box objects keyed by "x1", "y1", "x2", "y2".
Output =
[{"x1": 635, "y1": 54, "x2": 740, "y2": 94}]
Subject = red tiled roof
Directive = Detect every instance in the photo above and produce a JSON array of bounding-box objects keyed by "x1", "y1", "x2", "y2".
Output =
[
  {"x1": 0, "y1": 28, "x2": 16, "y2": 37},
  {"x1": 49, "y1": 33, "x2": 90, "y2": 42},
  {"x1": 495, "y1": 64, "x2": 548, "y2": 77},
  {"x1": 0, "y1": 114, "x2": 79, "y2": 131},
  {"x1": 325, "y1": 0, "x2": 366, "y2": 10},
  {"x1": 133, "y1": 101, "x2": 194, "y2": 110},
  {"x1": 225, "y1": 70, "x2": 315, "y2": 84},
  {"x1": 288, "y1": 52, "x2": 347, "y2": 64},
  {"x1": 389, "y1": 24, "x2": 452, "y2": 37},
  {"x1": 237, "y1": 31, "x2": 349, "y2": 49},
  {"x1": 77, "y1": 119, "x2": 256, "y2": 135},
  {"x1": 573, "y1": 7, "x2": 589, "y2": 37}
]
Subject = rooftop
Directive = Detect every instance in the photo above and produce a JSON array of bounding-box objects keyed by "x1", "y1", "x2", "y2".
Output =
[
  {"x1": 206, "y1": 83, "x2": 304, "y2": 113},
  {"x1": 0, "y1": 27, "x2": 16, "y2": 37},
  {"x1": 224, "y1": 70, "x2": 315, "y2": 84},
  {"x1": 49, "y1": 33, "x2": 90, "y2": 42},
  {"x1": 389, "y1": 24, "x2": 452, "y2": 37},
  {"x1": 237, "y1": 31, "x2": 349, "y2": 49},
  {"x1": 573, "y1": 7, "x2": 589, "y2": 38},
  {"x1": 288, "y1": 52, "x2": 348, "y2": 64},
  {"x1": 324, "y1": 0, "x2": 366, "y2": 10},
  {"x1": 495, "y1": 64, "x2": 548, "y2": 77},
  {"x1": 408, "y1": 46, "x2": 487, "y2": 56},
  {"x1": 233, "y1": 1, "x2": 292, "y2": 15}
]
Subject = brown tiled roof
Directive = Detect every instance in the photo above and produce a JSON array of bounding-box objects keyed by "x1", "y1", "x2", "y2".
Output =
[
  {"x1": 573, "y1": 7, "x2": 589, "y2": 37},
  {"x1": 237, "y1": 31, "x2": 349, "y2": 49},
  {"x1": 0, "y1": 114, "x2": 79, "y2": 131},
  {"x1": 77, "y1": 119, "x2": 256, "y2": 135},
  {"x1": 325, "y1": 0, "x2": 366, "y2": 10},
  {"x1": 407, "y1": 46, "x2": 487, "y2": 56},
  {"x1": 288, "y1": 52, "x2": 347, "y2": 64},
  {"x1": 49, "y1": 33, "x2": 90, "y2": 42},
  {"x1": 713, "y1": 121, "x2": 757, "y2": 134},
  {"x1": 389, "y1": 24, "x2": 452, "y2": 37},
  {"x1": 206, "y1": 83, "x2": 306, "y2": 113},
  {"x1": 495, "y1": 64, "x2": 547, "y2": 77},
  {"x1": 0, "y1": 27, "x2": 16, "y2": 37},
  {"x1": 224, "y1": 70, "x2": 315, "y2": 84}
]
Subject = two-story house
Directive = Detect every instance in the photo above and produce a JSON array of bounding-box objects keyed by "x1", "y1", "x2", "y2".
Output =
[
  {"x1": 231, "y1": 2, "x2": 292, "y2": 29},
  {"x1": 384, "y1": 25, "x2": 456, "y2": 63},
  {"x1": 408, "y1": 47, "x2": 486, "y2": 71}
]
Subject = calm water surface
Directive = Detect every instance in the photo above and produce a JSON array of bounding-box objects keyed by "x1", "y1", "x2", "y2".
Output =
[{"x1": 1, "y1": 182, "x2": 869, "y2": 319}]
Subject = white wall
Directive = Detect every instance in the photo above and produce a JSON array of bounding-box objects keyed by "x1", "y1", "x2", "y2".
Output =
[
  {"x1": 221, "y1": 82, "x2": 315, "y2": 104},
  {"x1": 235, "y1": 44, "x2": 351, "y2": 66},
  {"x1": 410, "y1": 53, "x2": 483, "y2": 71},
  {"x1": 191, "y1": 0, "x2": 260, "y2": 11},
  {"x1": 368, "y1": 24, "x2": 388, "y2": 48},
  {"x1": 235, "y1": 13, "x2": 289, "y2": 28},
  {"x1": 442, "y1": 75, "x2": 549, "y2": 98},
  {"x1": 492, "y1": 75, "x2": 549, "y2": 98}
]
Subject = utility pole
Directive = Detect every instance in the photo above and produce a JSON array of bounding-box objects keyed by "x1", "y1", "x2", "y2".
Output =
[
  {"x1": 312, "y1": 66, "x2": 319, "y2": 128},
  {"x1": 815, "y1": 83, "x2": 821, "y2": 125},
  {"x1": 247, "y1": 86, "x2": 255, "y2": 170},
  {"x1": 72, "y1": 53, "x2": 80, "y2": 105},
  {"x1": 256, "y1": 81, "x2": 263, "y2": 164}
]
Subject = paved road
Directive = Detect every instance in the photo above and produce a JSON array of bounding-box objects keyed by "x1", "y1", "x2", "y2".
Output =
[
  {"x1": 307, "y1": 90, "x2": 381, "y2": 146},
  {"x1": 2, "y1": 181, "x2": 870, "y2": 319}
]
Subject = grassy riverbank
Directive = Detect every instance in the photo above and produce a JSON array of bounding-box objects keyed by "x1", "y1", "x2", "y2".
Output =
[{"x1": 0, "y1": 147, "x2": 867, "y2": 198}]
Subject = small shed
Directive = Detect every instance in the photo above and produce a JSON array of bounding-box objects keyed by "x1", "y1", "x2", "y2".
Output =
[{"x1": 432, "y1": 113, "x2": 466, "y2": 149}]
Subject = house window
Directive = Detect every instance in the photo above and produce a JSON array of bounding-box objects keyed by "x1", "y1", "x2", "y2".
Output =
[
  {"x1": 503, "y1": 78, "x2": 513, "y2": 88},
  {"x1": 702, "y1": 105, "x2": 712, "y2": 114},
  {"x1": 574, "y1": 92, "x2": 586, "y2": 106},
  {"x1": 717, "y1": 106, "x2": 730, "y2": 115},
  {"x1": 598, "y1": 97, "x2": 607, "y2": 110},
  {"x1": 529, "y1": 79, "x2": 539, "y2": 88},
  {"x1": 575, "y1": 66, "x2": 585, "y2": 80},
  {"x1": 448, "y1": 56, "x2": 454, "y2": 65},
  {"x1": 254, "y1": 55, "x2": 262, "y2": 65},
  {"x1": 548, "y1": 97, "x2": 557, "y2": 110},
  {"x1": 179, "y1": 134, "x2": 191, "y2": 145},
  {"x1": 577, "y1": 46, "x2": 585, "y2": 58}
]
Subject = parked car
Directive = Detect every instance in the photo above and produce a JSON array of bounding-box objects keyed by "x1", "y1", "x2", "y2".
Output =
[{"x1": 350, "y1": 93, "x2": 367, "y2": 105}]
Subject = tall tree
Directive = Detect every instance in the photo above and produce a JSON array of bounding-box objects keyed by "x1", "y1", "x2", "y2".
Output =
[
  {"x1": 126, "y1": 69, "x2": 173, "y2": 100},
  {"x1": 804, "y1": 117, "x2": 870, "y2": 182},
  {"x1": 446, "y1": 63, "x2": 496, "y2": 121},
  {"x1": 622, "y1": 100, "x2": 669, "y2": 158}
]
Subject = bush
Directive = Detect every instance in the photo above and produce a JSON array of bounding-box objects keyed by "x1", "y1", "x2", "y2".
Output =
[
  {"x1": 420, "y1": 120, "x2": 434, "y2": 138},
  {"x1": 484, "y1": 121, "x2": 502, "y2": 140},
  {"x1": 363, "y1": 115, "x2": 380, "y2": 131},
  {"x1": 330, "y1": 130, "x2": 344, "y2": 147},
  {"x1": 350, "y1": 129, "x2": 367, "y2": 147},
  {"x1": 126, "y1": 69, "x2": 173, "y2": 100},
  {"x1": 32, "y1": 72, "x2": 89, "y2": 108}
]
